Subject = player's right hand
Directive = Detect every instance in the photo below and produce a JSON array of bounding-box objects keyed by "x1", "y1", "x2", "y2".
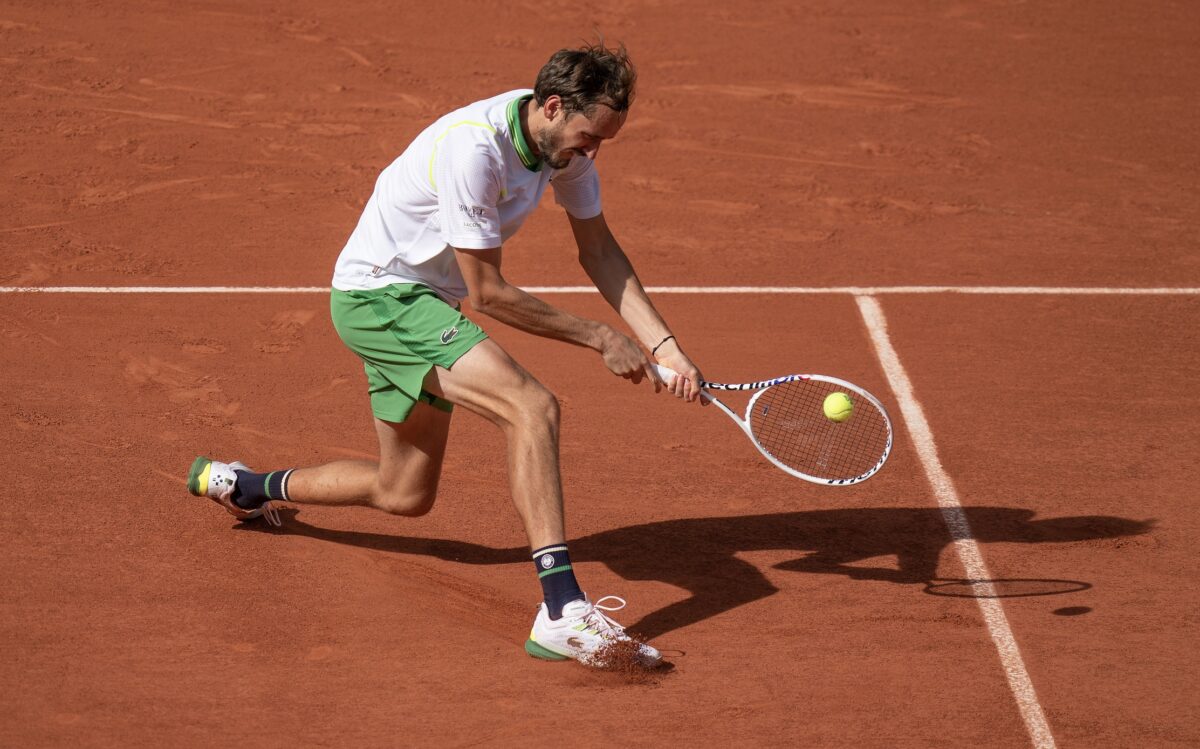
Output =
[{"x1": 598, "y1": 326, "x2": 662, "y2": 391}]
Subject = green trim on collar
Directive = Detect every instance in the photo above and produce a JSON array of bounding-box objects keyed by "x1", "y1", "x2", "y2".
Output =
[{"x1": 506, "y1": 95, "x2": 542, "y2": 172}]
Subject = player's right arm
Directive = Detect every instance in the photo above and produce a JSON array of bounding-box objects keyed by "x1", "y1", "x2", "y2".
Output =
[
  {"x1": 435, "y1": 127, "x2": 656, "y2": 386},
  {"x1": 454, "y1": 246, "x2": 659, "y2": 387}
]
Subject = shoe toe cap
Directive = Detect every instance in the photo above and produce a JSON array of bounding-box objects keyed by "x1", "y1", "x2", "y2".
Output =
[{"x1": 637, "y1": 642, "x2": 662, "y2": 665}]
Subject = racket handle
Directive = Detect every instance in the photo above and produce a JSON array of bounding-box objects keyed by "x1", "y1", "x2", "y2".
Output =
[{"x1": 652, "y1": 364, "x2": 713, "y2": 401}]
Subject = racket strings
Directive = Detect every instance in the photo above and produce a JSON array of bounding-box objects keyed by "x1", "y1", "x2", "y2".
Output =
[{"x1": 748, "y1": 380, "x2": 889, "y2": 481}]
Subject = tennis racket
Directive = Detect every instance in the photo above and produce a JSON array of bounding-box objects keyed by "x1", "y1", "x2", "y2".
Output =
[{"x1": 655, "y1": 365, "x2": 893, "y2": 485}]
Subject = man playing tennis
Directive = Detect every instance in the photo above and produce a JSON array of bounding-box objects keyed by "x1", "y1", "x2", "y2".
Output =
[{"x1": 187, "y1": 42, "x2": 703, "y2": 667}]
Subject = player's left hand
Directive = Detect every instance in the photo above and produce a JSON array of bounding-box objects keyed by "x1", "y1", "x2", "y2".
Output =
[{"x1": 653, "y1": 340, "x2": 706, "y2": 405}]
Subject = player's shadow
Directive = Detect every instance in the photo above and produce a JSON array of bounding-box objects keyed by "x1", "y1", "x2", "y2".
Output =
[{"x1": 258, "y1": 506, "x2": 1151, "y2": 639}]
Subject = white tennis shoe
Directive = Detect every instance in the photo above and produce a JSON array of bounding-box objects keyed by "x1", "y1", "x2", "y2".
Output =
[
  {"x1": 525, "y1": 594, "x2": 661, "y2": 667},
  {"x1": 187, "y1": 456, "x2": 281, "y2": 527}
]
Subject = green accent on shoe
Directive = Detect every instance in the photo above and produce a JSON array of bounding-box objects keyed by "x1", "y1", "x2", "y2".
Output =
[
  {"x1": 187, "y1": 456, "x2": 210, "y2": 496},
  {"x1": 524, "y1": 638, "x2": 568, "y2": 661},
  {"x1": 536, "y1": 564, "x2": 573, "y2": 579}
]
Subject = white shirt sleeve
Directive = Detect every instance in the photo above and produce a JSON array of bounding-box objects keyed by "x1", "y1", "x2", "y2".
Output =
[
  {"x1": 550, "y1": 157, "x2": 602, "y2": 220},
  {"x1": 433, "y1": 129, "x2": 504, "y2": 249}
]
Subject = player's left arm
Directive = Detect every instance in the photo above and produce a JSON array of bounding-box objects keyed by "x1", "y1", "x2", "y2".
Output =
[{"x1": 569, "y1": 211, "x2": 704, "y2": 402}]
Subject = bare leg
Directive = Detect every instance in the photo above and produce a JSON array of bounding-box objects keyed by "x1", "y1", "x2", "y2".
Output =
[
  {"x1": 278, "y1": 338, "x2": 565, "y2": 549},
  {"x1": 431, "y1": 340, "x2": 566, "y2": 550},
  {"x1": 285, "y1": 390, "x2": 451, "y2": 516}
]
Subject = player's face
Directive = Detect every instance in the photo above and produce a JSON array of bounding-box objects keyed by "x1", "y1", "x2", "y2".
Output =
[{"x1": 538, "y1": 104, "x2": 626, "y2": 169}]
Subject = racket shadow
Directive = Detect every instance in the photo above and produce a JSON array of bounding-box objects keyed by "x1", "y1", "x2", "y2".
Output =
[{"x1": 249, "y1": 506, "x2": 1152, "y2": 639}]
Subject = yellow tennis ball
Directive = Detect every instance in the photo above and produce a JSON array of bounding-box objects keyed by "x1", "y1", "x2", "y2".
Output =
[{"x1": 823, "y1": 392, "x2": 853, "y2": 422}]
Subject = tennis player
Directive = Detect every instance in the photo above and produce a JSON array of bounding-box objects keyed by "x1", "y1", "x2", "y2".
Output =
[{"x1": 187, "y1": 42, "x2": 704, "y2": 667}]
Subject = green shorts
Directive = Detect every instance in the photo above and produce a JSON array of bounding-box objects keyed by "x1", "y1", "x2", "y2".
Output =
[{"x1": 330, "y1": 284, "x2": 488, "y2": 423}]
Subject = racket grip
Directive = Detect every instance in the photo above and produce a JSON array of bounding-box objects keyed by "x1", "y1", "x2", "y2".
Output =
[{"x1": 653, "y1": 364, "x2": 713, "y2": 401}]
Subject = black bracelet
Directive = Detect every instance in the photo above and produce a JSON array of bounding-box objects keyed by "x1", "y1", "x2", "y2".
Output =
[{"x1": 651, "y1": 335, "x2": 676, "y2": 355}]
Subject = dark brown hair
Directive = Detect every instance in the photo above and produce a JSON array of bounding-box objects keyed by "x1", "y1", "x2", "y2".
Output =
[{"x1": 533, "y1": 42, "x2": 637, "y2": 116}]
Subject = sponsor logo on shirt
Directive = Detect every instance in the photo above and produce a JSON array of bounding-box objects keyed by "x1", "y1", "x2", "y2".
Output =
[{"x1": 458, "y1": 203, "x2": 485, "y2": 230}]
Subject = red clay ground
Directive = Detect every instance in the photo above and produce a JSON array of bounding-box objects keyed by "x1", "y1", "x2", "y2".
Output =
[{"x1": 2, "y1": 1, "x2": 1198, "y2": 747}]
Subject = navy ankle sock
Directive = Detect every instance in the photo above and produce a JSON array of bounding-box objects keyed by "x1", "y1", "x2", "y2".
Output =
[
  {"x1": 532, "y1": 544, "x2": 585, "y2": 620},
  {"x1": 232, "y1": 469, "x2": 294, "y2": 510}
]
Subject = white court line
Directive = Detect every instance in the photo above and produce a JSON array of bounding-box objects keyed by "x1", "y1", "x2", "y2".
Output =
[
  {"x1": 855, "y1": 295, "x2": 1056, "y2": 749},
  {"x1": 1, "y1": 285, "x2": 1198, "y2": 295}
]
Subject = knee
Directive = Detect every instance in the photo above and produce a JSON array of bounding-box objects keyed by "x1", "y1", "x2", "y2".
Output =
[
  {"x1": 492, "y1": 373, "x2": 560, "y2": 432},
  {"x1": 371, "y1": 487, "x2": 437, "y2": 517},
  {"x1": 516, "y1": 381, "x2": 560, "y2": 433}
]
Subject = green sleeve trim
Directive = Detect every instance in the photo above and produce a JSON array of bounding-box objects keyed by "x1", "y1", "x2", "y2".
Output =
[
  {"x1": 506, "y1": 95, "x2": 542, "y2": 173},
  {"x1": 537, "y1": 564, "x2": 573, "y2": 579}
]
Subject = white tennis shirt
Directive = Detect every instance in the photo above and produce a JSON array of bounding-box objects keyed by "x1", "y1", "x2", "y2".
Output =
[{"x1": 332, "y1": 89, "x2": 603, "y2": 303}]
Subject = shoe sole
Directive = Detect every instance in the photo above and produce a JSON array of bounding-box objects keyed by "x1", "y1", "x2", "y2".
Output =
[
  {"x1": 524, "y1": 638, "x2": 569, "y2": 661},
  {"x1": 187, "y1": 456, "x2": 212, "y2": 496}
]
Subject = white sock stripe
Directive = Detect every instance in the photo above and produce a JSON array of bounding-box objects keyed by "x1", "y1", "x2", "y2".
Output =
[
  {"x1": 531, "y1": 545, "x2": 568, "y2": 558},
  {"x1": 279, "y1": 469, "x2": 295, "y2": 501}
]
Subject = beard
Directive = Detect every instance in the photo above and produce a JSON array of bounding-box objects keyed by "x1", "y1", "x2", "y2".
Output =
[{"x1": 535, "y1": 119, "x2": 575, "y2": 169}]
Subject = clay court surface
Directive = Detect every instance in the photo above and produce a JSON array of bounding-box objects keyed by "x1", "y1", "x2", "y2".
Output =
[{"x1": 2, "y1": 1, "x2": 1198, "y2": 746}]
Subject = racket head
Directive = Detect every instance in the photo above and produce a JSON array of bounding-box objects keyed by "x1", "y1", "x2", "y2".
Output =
[{"x1": 744, "y1": 375, "x2": 892, "y2": 485}]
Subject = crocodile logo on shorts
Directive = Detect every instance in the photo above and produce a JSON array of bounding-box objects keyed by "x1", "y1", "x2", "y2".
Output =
[{"x1": 440, "y1": 327, "x2": 459, "y2": 345}]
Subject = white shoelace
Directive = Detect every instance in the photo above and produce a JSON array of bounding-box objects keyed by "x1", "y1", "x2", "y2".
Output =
[{"x1": 584, "y1": 595, "x2": 629, "y2": 635}]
